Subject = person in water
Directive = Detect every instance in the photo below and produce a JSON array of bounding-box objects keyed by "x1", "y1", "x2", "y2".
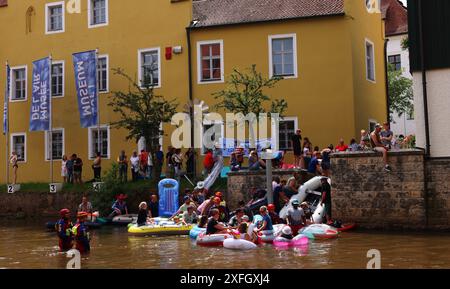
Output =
[
  {"x1": 137, "y1": 202, "x2": 150, "y2": 227},
  {"x1": 197, "y1": 215, "x2": 209, "y2": 228},
  {"x1": 300, "y1": 202, "x2": 313, "y2": 223},
  {"x1": 182, "y1": 205, "x2": 198, "y2": 225},
  {"x1": 286, "y1": 199, "x2": 306, "y2": 236},
  {"x1": 55, "y1": 208, "x2": 73, "y2": 252},
  {"x1": 280, "y1": 226, "x2": 294, "y2": 240},
  {"x1": 255, "y1": 206, "x2": 273, "y2": 233},
  {"x1": 228, "y1": 208, "x2": 245, "y2": 228},
  {"x1": 73, "y1": 212, "x2": 90, "y2": 254},
  {"x1": 237, "y1": 222, "x2": 257, "y2": 243},
  {"x1": 206, "y1": 209, "x2": 230, "y2": 235},
  {"x1": 267, "y1": 204, "x2": 284, "y2": 224},
  {"x1": 321, "y1": 177, "x2": 333, "y2": 225},
  {"x1": 108, "y1": 194, "x2": 129, "y2": 218}
]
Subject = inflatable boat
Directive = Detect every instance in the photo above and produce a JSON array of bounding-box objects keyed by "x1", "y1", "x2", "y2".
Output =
[
  {"x1": 273, "y1": 234, "x2": 309, "y2": 248},
  {"x1": 189, "y1": 225, "x2": 206, "y2": 239},
  {"x1": 300, "y1": 224, "x2": 339, "y2": 240},
  {"x1": 196, "y1": 233, "x2": 233, "y2": 247},
  {"x1": 223, "y1": 238, "x2": 257, "y2": 250},
  {"x1": 128, "y1": 223, "x2": 193, "y2": 236},
  {"x1": 280, "y1": 176, "x2": 328, "y2": 219}
]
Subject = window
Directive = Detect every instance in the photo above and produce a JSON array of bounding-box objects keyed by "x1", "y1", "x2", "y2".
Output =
[
  {"x1": 269, "y1": 34, "x2": 297, "y2": 78},
  {"x1": 10, "y1": 66, "x2": 27, "y2": 101},
  {"x1": 88, "y1": 0, "x2": 108, "y2": 28},
  {"x1": 278, "y1": 120, "x2": 297, "y2": 151},
  {"x1": 89, "y1": 126, "x2": 110, "y2": 159},
  {"x1": 11, "y1": 133, "x2": 26, "y2": 162},
  {"x1": 51, "y1": 62, "x2": 64, "y2": 97},
  {"x1": 366, "y1": 39, "x2": 376, "y2": 82},
  {"x1": 197, "y1": 40, "x2": 224, "y2": 83},
  {"x1": 138, "y1": 48, "x2": 161, "y2": 88},
  {"x1": 45, "y1": 2, "x2": 64, "y2": 34},
  {"x1": 45, "y1": 129, "x2": 64, "y2": 160},
  {"x1": 388, "y1": 54, "x2": 401, "y2": 71},
  {"x1": 97, "y1": 55, "x2": 109, "y2": 92}
]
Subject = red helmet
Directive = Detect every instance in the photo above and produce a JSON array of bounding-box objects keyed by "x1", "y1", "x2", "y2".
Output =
[
  {"x1": 215, "y1": 192, "x2": 223, "y2": 198},
  {"x1": 267, "y1": 204, "x2": 275, "y2": 211},
  {"x1": 213, "y1": 197, "x2": 221, "y2": 204},
  {"x1": 60, "y1": 208, "x2": 70, "y2": 217}
]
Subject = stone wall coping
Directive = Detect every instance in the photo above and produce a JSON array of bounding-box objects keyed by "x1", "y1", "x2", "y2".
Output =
[
  {"x1": 330, "y1": 149, "x2": 425, "y2": 159},
  {"x1": 227, "y1": 168, "x2": 307, "y2": 177}
]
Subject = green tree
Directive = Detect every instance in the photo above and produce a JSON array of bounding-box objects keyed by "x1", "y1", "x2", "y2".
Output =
[
  {"x1": 388, "y1": 64, "x2": 413, "y2": 119},
  {"x1": 213, "y1": 65, "x2": 287, "y2": 147},
  {"x1": 108, "y1": 68, "x2": 178, "y2": 151}
]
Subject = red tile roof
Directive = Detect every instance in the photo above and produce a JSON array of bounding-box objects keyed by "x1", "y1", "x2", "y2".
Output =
[
  {"x1": 192, "y1": 0, "x2": 345, "y2": 28},
  {"x1": 381, "y1": 0, "x2": 408, "y2": 36}
]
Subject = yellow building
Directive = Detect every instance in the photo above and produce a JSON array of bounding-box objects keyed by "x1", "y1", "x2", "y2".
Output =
[{"x1": 0, "y1": 0, "x2": 387, "y2": 183}]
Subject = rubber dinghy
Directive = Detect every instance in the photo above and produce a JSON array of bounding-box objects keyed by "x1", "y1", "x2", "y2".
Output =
[
  {"x1": 196, "y1": 233, "x2": 234, "y2": 247},
  {"x1": 279, "y1": 176, "x2": 326, "y2": 219},
  {"x1": 223, "y1": 238, "x2": 257, "y2": 250},
  {"x1": 300, "y1": 224, "x2": 339, "y2": 240},
  {"x1": 128, "y1": 223, "x2": 193, "y2": 236},
  {"x1": 189, "y1": 225, "x2": 206, "y2": 240}
]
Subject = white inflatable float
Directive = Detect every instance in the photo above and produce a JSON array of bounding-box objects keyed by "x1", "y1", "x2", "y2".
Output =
[{"x1": 223, "y1": 238, "x2": 257, "y2": 250}]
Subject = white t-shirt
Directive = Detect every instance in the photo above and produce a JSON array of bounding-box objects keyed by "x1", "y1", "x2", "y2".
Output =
[
  {"x1": 148, "y1": 153, "x2": 153, "y2": 166},
  {"x1": 130, "y1": 156, "x2": 140, "y2": 171}
]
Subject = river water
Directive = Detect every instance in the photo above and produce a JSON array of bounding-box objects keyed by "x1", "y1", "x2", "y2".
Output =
[{"x1": 1, "y1": 221, "x2": 450, "y2": 269}]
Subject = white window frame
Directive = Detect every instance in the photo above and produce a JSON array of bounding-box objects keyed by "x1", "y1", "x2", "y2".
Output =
[
  {"x1": 88, "y1": 125, "x2": 111, "y2": 160},
  {"x1": 10, "y1": 65, "x2": 28, "y2": 102},
  {"x1": 10, "y1": 133, "x2": 27, "y2": 163},
  {"x1": 45, "y1": 128, "x2": 65, "y2": 161},
  {"x1": 197, "y1": 40, "x2": 225, "y2": 84},
  {"x1": 97, "y1": 54, "x2": 109, "y2": 93},
  {"x1": 51, "y1": 60, "x2": 65, "y2": 98},
  {"x1": 268, "y1": 33, "x2": 298, "y2": 79},
  {"x1": 88, "y1": 0, "x2": 109, "y2": 29},
  {"x1": 365, "y1": 38, "x2": 376, "y2": 83},
  {"x1": 138, "y1": 47, "x2": 162, "y2": 89},
  {"x1": 45, "y1": 1, "x2": 65, "y2": 35},
  {"x1": 271, "y1": 116, "x2": 298, "y2": 151}
]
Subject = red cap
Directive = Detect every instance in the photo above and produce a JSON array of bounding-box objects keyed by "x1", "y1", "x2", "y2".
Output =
[
  {"x1": 268, "y1": 204, "x2": 275, "y2": 211},
  {"x1": 213, "y1": 197, "x2": 221, "y2": 204},
  {"x1": 60, "y1": 209, "x2": 70, "y2": 217}
]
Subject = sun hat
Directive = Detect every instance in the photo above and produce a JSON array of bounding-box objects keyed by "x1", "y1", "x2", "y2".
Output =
[
  {"x1": 282, "y1": 226, "x2": 292, "y2": 235},
  {"x1": 196, "y1": 181, "x2": 205, "y2": 190}
]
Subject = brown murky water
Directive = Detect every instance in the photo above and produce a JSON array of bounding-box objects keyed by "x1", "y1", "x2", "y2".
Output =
[{"x1": 1, "y1": 221, "x2": 450, "y2": 269}]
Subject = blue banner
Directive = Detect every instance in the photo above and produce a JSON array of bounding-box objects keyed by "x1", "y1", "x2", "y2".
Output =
[
  {"x1": 30, "y1": 58, "x2": 51, "y2": 132},
  {"x1": 221, "y1": 138, "x2": 272, "y2": 157},
  {"x1": 158, "y1": 179, "x2": 179, "y2": 217},
  {"x1": 72, "y1": 50, "x2": 98, "y2": 128},
  {"x1": 3, "y1": 64, "x2": 10, "y2": 135}
]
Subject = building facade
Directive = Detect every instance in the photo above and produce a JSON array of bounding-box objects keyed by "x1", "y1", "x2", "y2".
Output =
[
  {"x1": 0, "y1": 0, "x2": 388, "y2": 183},
  {"x1": 382, "y1": 0, "x2": 415, "y2": 137}
]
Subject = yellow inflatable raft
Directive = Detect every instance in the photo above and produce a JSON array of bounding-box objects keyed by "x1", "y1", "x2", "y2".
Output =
[{"x1": 128, "y1": 223, "x2": 193, "y2": 236}]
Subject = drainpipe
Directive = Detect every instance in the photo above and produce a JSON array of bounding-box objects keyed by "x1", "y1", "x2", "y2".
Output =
[
  {"x1": 418, "y1": 0, "x2": 431, "y2": 157},
  {"x1": 418, "y1": 0, "x2": 429, "y2": 229},
  {"x1": 186, "y1": 24, "x2": 196, "y2": 179},
  {"x1": 384, "y1": 39, "x2": 390, "y2": 123}
]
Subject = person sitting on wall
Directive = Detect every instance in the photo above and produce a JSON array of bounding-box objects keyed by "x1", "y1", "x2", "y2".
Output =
[
  {"x1": 370, "y1": 123, "x2": 392, "y2": 172},
  {"x1": 108, "y1": 194, "x2": 129, "y2": 218},
  {"x1": 206, "y1": 209, "x2": 230, "y2": 235},
  {"x1": 55, "y1": 209, "x2": 73, "y2": 252},
  {"x1": 307, "y1": 151, "x2": 323, "y2": 176},
  {"x1": 203, "y1": 149, "x2": 214, "y2": 177},
  {"x1": 248, "y1": 151, "x2": 266, "y2": 170},
  {"x1": 335, "y1": 138, "x2": 349, "y2": 152}
]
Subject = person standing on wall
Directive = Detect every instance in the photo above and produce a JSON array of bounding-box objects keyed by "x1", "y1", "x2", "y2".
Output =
[
  {"x1": 291, "y1": 129, "x2": 302, "y2": 168},
  {"x1": 9, "y1": 151, "x2": 19, "y2": 185},
  {"x1": 139, "y1": 149, "x2": 149, "y2": 179},
  {"x1": 73, "y1": 154, "x2": 84, "y2": 184},
  {"x1": 130, "y1": 151, "x2": 140, "y2": 182},
  {"x1": 117, "y1": 150, "x2": 128, "y2": 183},
  {"x1": 92, "y1": 152, "x2": 102, "y2": 182}
]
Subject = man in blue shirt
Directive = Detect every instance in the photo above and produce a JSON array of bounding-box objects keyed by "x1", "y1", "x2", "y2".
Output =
[{"x1": 308, "y1": 151, "x2": 322, "y2": 175}]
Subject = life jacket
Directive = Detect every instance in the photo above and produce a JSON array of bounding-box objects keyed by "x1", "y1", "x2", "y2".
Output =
[{"x1": 55, "y1": 219, "x2": 73, "y2": 239}]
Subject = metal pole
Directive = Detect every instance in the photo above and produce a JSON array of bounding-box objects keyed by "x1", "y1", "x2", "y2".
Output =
[
  {"x1": 5, "y1": 61, "x2": 9, "y2": 185},
  {"x1": 49, "y1": 55, "x2": 53, "y2": 184},
  {"x1": 95, "y1": 49, "x2": 101, "y2": 157},
  {"x1": 266, "y1": 159, "x2": 273, "y2": 205}
]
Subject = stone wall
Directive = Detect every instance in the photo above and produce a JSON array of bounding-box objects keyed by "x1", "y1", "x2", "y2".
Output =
[
  {"x1": 331, "y1": 150, "x2": 427, "y2": 230},
  {"x1": 426, "y1": 159, "x2": 450, "y2": 229},
  {"x1": 226, "y1": 169, "x2": 309, "y2": 210}
]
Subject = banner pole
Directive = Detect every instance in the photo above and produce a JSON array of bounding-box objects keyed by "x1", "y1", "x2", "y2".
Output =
[
  {"x1": 5, "y1": 61, "x2": 9, "y2": 186},
  {"x1": 49, "y1": 55, "x2": 53, "y2": 184},
  {"x1": 95, "y1": 49, "x2": 100, "y2": 160}
]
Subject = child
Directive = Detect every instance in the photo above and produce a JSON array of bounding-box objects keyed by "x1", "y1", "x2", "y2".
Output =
[{"x1": 137, "y1": 202, "x2": 150, "y2": 227}]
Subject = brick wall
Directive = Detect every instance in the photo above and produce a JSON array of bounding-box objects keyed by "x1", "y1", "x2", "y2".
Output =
[{"x1": 426, "y1": 159, "x2": 450, "y2": 229}]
